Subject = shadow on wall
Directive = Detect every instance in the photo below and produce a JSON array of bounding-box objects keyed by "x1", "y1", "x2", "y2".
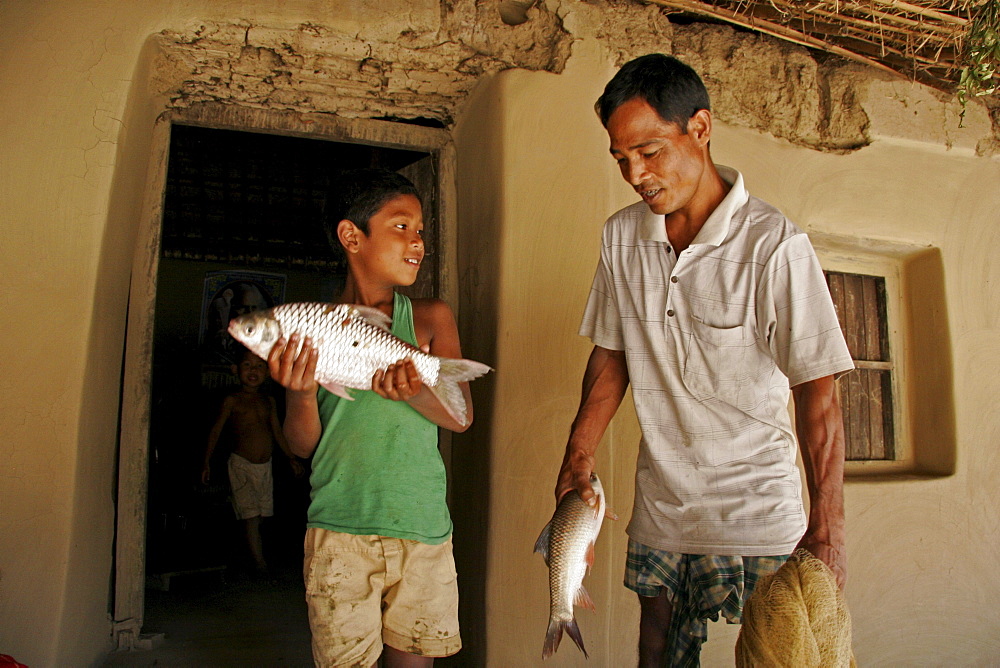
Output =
[
  {"x1": 445, "y1": 82, "x2": 506, "y2": 666},
  {"x1": 905, "y1": 248, "x2": 955, "y2": 476}
]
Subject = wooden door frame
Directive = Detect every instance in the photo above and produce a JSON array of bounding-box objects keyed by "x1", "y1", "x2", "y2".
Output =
[{"x1": 113, "y1": 103, "x2": 456, "y2": 649}]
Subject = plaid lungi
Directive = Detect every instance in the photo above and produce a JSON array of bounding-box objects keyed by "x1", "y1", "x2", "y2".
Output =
[{"x1": 625, "y1": 539, "x2": 790, "y2": 667}]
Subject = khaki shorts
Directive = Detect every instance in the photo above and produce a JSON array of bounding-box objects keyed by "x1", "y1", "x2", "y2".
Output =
[
  {"x1": 227, "y1": 453, "x2": 273, "y2": 520},
  {"x1": 303, "y1": 527, "x2": 462, "y2": 667}
]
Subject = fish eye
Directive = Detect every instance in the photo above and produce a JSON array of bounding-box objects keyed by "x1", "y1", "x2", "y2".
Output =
[{"x1": 244, "y1": 324, "x2": 255, "y2": 336}]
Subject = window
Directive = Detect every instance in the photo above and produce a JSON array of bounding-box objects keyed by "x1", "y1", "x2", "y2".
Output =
[
  {"x1": 810, "y1": 232, "x2": 956, "y2": 478},
  {"x1": 825, "y1": 271, "x2": 895, "y2": 460}
]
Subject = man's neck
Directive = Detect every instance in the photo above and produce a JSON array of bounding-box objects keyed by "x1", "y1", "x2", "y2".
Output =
[{"x1": 665, "y1": 164, "x2": 731, "y2": 254}]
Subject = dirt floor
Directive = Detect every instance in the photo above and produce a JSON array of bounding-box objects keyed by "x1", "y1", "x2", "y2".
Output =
[{"x1": 100, "y1": 564, "x2": 313, "y2": 667}]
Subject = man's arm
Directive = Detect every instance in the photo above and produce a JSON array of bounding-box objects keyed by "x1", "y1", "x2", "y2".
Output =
[
  {"x1": 792, "y1": 374, "x2": 848, "y2": 589},
  {"x1": 555, "y1": 345, "x2": 630, "y2": 506},
  {"x1": 268, "y1": 335, "x2": 323, "y2": 458}
]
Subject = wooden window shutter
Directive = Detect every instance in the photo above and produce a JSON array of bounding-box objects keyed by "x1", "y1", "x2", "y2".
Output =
[{"x1": 825, "y1": 271, "x2": 895, "y2": 460}]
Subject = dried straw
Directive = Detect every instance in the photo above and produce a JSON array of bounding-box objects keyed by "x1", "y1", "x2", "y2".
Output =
[{"x1": 643, "y1": 0, "x2": 997, "y2": 95}]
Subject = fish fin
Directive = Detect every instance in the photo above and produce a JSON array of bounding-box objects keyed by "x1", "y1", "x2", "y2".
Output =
[
  {"x1": 543, "y1": 618, "x2": 588, "y2": 659},
  {"x1": 585, "y1": 540, "x2": 596, "y2": 570},
  {"x1": 605, "y1": 506, "x2": 619, "y2": 521},
  {"x1": 575, "y1": 585, "x2": 596, "y2": 613},
  {"x1": 429, "y1": 358, "x2": 493, "y2": 427},
  {"x1": 542, "y1": 618, "x2": 563, "y2": 659},
  {"x1": 439, "y1": 357, "x2": 493, "y2": 383},
  {"x1": 565, "y1": 618, "x2": 589, "y2": 658},
  {"x1": 349, "y1": 305, "x2": 393, "y2": 332},
  {"x1": 533, "y1": 522, "x2": 551, "y2": 565},
  {"x1": 320, "y1": 382, "x2": 354, "y2": 401}
]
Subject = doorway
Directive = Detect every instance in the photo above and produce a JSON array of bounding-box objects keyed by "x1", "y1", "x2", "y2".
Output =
[{"x1": 113, "y1": 106, "x2": 457, "y2": 651}]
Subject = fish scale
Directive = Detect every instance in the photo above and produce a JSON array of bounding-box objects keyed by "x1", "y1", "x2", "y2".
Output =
[
  {"x1": 228, "y1": 301, "x2": 490, "y2": 426},
  {"x1": 278, "y1": 302, "x2": 439, "y2": 388}
]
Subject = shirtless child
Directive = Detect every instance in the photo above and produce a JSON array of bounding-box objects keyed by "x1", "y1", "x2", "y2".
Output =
[{"x1": 202, "y1": 347, "x2": 304, "y2": 575}]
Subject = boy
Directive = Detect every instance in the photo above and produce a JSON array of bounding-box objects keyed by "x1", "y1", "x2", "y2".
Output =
[
  {"x1": 267, "y1": 169, "x2": 472, "y2": 667},
  {"x1": 202, "y1": 347, "x2": 304, "y2": 575}
]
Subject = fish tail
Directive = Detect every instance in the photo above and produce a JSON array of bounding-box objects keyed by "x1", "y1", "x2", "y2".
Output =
[
  {"x1": 542, "y1": 617, "x2": 588, "y2": 660},
  {"x1": 431, "y1": 358, "x2": 492, "y2": 427}
]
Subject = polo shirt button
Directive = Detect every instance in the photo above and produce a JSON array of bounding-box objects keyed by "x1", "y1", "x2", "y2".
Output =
[
  {"x1": 667, "y1": 309, "x2": 675, "y2": 317},
  {"x1": 671, "y1": 276, "x2": 678, "y2": 283}
]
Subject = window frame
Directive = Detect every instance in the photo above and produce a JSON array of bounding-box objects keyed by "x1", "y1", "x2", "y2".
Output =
[{"x1": 809, "y1": 232, "x2": 956, "y2": 479}]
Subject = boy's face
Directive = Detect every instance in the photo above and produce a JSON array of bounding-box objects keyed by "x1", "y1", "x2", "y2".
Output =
[
  {"x1": 233, "y1": 354, "x2": 268, "y2": 389},
  {"x1": 354, "y1": 193, "x2": 425, "y2": 286}
]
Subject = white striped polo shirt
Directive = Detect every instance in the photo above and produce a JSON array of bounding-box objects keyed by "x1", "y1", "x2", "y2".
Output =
[{"x1": 580, "y1": 166, "x2": 854, "y2": 555}]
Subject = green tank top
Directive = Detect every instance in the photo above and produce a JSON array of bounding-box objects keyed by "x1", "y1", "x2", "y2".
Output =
[{"x1": 308, "y1": 291, "x2": 452, "y2": 544}]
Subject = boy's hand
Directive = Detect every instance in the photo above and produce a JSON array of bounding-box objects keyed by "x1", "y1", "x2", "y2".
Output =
[
  {"x1": 372, "y1": 358, "x2": 423, "y2": 402},
  {"x1": 268, "y1": 335, "x2": 318, "y2": 393}
]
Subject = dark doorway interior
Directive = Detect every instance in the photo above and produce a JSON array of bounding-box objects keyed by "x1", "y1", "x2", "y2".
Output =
[{"x1": 141, "y1": 124, "x2": 436, "y2": 659}]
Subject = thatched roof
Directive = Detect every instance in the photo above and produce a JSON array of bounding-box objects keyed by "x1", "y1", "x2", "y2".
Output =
[{"x1": 641, "y1": 0, "x2": 999, "y2": 100}]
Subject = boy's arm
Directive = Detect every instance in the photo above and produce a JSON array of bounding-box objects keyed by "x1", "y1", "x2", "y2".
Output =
[
  {"x1": 372, "y1": 299, "x2": 473, "y2": 432},
  {"x1": 202, "y1": 396, "x2": 234, "y2": 484},
  {"x1": 268, "y1": 395, "x2": 305, "y2": 476},
  {"x1": 268, "y1": 335, "x2": 323, "y2": 458}
]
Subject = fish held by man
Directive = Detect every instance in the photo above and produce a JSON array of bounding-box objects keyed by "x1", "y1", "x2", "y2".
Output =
[
  {"x1": 228, "y1": 301, "x2": 491, "y2": 427},
  {"x1": 534, "y1": 472, "x2": 616, "y2": 659}
]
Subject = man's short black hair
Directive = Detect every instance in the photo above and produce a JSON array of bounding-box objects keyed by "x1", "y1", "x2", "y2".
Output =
[
  {"x1": 595, "y1": 54, "x2": 711, "y2": 132},
  {"x1": 323, "y1": 168, "x2": 422, "y2": 255}
]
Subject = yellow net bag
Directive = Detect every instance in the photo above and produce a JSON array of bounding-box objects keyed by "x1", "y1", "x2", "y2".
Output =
[{"x1": 736, "y1": 549, "x2": 856, "y2": 667}]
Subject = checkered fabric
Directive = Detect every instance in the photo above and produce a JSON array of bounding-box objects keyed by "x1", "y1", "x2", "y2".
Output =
[{"x1": 626, "y1": 539, "x2": 790, "y2": 667}]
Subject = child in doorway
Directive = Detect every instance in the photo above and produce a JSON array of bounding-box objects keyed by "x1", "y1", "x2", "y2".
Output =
[
  {"x1": 202, "y1": 347, "x2": 304, "y2": 575},
  {"x1": 267, "y1": 169, "x2": 474, "y2": 667}
]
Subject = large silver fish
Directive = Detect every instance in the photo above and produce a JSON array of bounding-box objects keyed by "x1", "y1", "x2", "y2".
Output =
[
  {"x1": 228, "y1": 302, "x2": 491, "y2": 426},
  {"x1": 534, "y1": 473, "x2": 615, "y2": 659}
]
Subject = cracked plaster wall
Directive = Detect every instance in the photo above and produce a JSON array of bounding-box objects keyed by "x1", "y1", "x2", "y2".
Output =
[
  {"x1": 153, "y1": 0, "x2": 573, "y2": 126},
  {"x1": 152, "y1": 0, "x2": 997, "y2": 155}
]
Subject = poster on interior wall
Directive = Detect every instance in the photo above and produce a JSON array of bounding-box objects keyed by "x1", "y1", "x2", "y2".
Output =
[{"x1": 200, "y1": 270, "x2": 287, "y2": 389}]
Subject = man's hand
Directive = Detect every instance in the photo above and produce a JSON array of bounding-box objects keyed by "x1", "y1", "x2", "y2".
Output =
[
  {"x1": 555, "y1": 449, "x2": 597, "y2": 506},
  {"x1": 797, "y1": 533, "x2": 847, "y2": 590},
  {"x1": 200, "y1": 464, "x2": 211, "y2": 485}
]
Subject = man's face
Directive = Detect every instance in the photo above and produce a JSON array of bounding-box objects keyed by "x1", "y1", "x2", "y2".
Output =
[{"x1": 606, "y1": 97, "x2": 710, "y2": 217}]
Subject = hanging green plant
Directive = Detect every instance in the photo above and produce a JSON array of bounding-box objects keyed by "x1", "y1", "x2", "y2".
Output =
[{"x1": 958, "y1": 0, "x2": 1000, "y2": 122}]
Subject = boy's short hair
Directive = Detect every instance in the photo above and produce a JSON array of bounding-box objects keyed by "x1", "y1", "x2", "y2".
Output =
[
  {"x1": 323, "y1": 168, "x2": 422, "y2": 257},
  {"x1": 231, "y1": 344, "x2": 261, "y2": 366},
  {"x1": 595, "y1": 54, "x2": 711, "y2": 133}
]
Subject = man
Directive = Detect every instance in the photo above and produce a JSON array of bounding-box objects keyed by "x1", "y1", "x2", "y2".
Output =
[{"x1": 554, "y1": 54, "x2": 854, "y2": 666}]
